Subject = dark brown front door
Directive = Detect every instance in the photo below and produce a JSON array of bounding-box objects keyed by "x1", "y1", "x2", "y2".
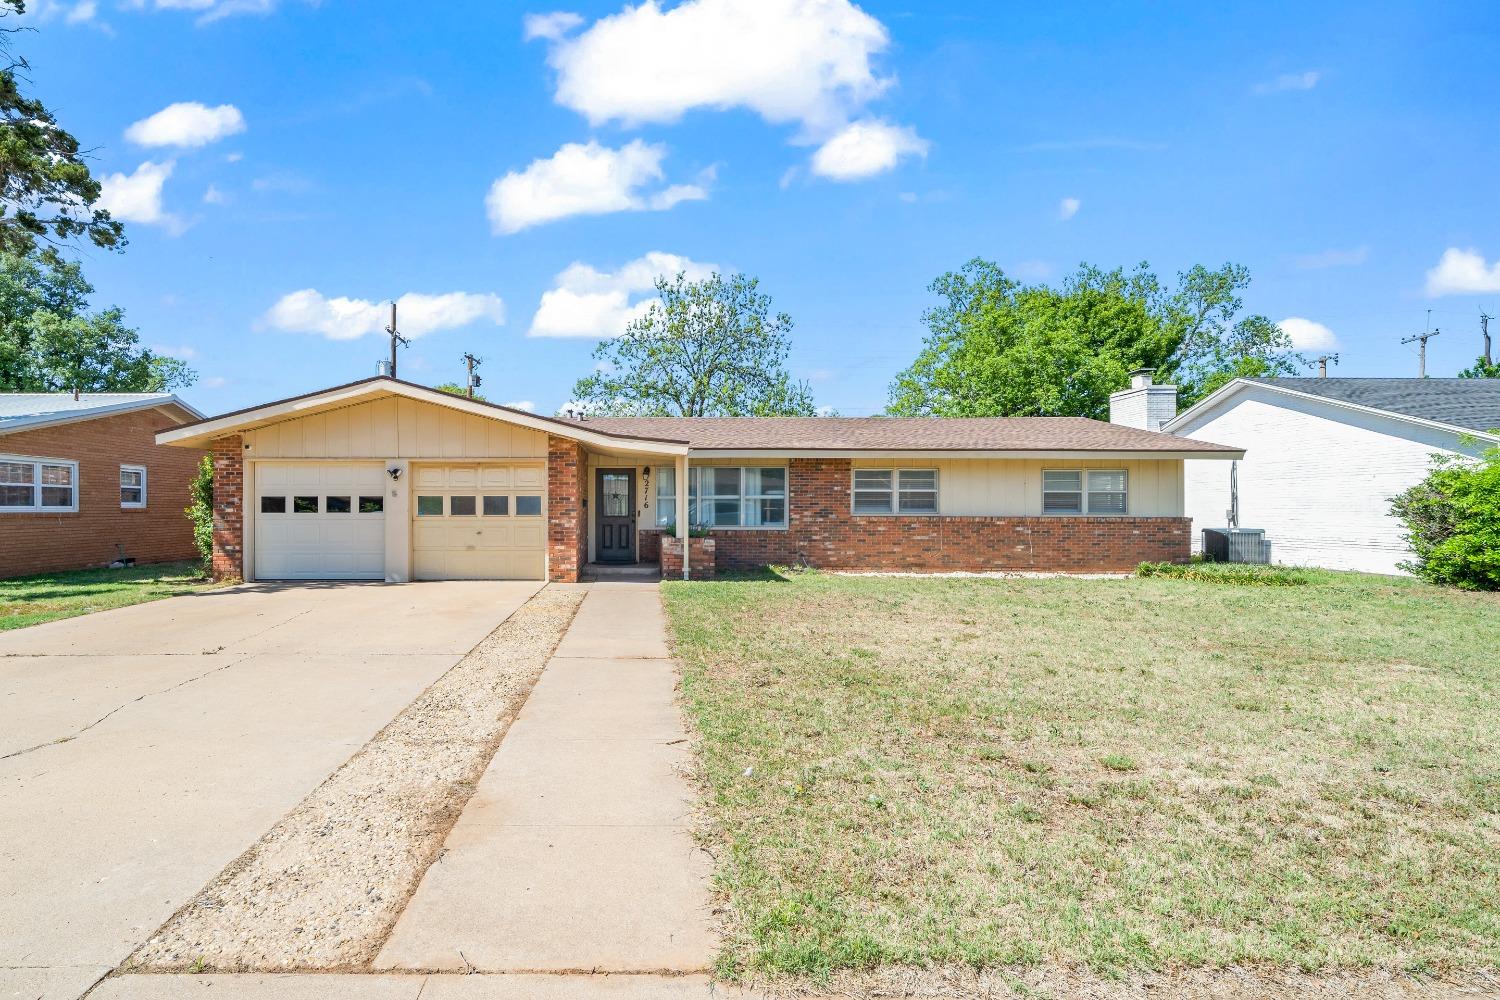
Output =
[{"x1": 596, "y1": 469, "x2": 636, "y2": 563}]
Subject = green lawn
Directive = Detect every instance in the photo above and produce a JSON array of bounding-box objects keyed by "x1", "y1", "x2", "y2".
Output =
[
  {"x1": 0, "y1": 561, "x2": 216, "y2": 631},
  {"x1": 662, "y1": 569, "x2": 1500, "y2": 984}
]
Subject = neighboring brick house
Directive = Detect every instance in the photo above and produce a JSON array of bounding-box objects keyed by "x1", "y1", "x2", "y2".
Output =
[
  {"x1": 155, "y1": 376, "x2": 1243, "y2": 584},
  {"x1": 1, "y1": 394, "x2": 206, "y2": 579}
]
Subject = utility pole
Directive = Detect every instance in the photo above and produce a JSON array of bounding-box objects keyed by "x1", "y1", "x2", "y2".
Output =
[
  {"x1": 1311, "y1": 352, "x2": 1339, "y2": 378},
  {"x1": 1400, "y1": 325, "x2": 1441, "y2": 378},
  {"x1": 1482, "y1": 311, "x2": 1493, "y2": 366},
  {"x1": 461, "y1": 352, "x2": 483, "y2": 398},
  {"x1": 385, "y1": 302, "x2": 409, "y2": 379}
]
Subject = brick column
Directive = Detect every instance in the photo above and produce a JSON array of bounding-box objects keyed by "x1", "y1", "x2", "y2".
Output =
[
  {"x1": 210, "y1": 435, "x2": 244, "y2": 582},
  {"x1": 547, "y1": 435, "x2": 586, "y2": 582}
]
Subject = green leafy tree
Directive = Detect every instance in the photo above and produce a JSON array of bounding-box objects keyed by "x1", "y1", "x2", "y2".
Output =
[
  {"x1": 887, "y1": 259, "x2": 1303, "y2": 419},
  {"x1": 434, "y1": 381, "x2": 486, "y2": 401},
  {"x1": 185, "y1": 455, "x2": 213, "y2": 571},
  {"x1": 0, "y1": 251, "x2": 195, "y2": 391},
  {"x1": 572, "y1": 271, "x2": 817, "y2": 416},
  {"x1": 1390, "y1": 446, "x2": 1500, "y2": 590},
  {"x1": 0, "y1": 2, "x2": 125, "y2": 257},
  {"x1": 1458, "y1": 356, "x2": 1500, "y2": 378}
]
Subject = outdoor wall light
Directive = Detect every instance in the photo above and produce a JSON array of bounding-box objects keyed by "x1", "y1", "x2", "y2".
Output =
[{"x1": 387, "y1": 466, "x2": 403, "y2": 481}]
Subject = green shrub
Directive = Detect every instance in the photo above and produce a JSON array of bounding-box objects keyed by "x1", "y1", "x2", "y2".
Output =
[
  {"x1": 185, "y1": 455, "x2": 213, "y2": 570},
  {"x1": 1390, "y1": 446, "x2": 1500, "y2": 591},
  {"x1": 1136, "y1": 561, "x2": 1309, "y2": 586}
]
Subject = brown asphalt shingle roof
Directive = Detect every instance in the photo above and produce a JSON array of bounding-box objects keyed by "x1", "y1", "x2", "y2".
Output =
[{"x1": 580, "y1": 416, "x2": 1241, "y2": 453}]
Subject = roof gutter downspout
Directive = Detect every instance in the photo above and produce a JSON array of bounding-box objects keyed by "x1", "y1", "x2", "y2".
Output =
[{"x1": 676, "y1": 453, "x2": 690, "y2": 580}]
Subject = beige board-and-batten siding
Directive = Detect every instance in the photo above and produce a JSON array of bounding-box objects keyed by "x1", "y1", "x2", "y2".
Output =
[
  {"x1": 850, "y1": 457, "x2": 1184, "y2": 517},
  {"x1": 241, "y1": 397, "x2": 550, "y2": 581},
  {"x1": 241, "y1": 396, "x2": 548, "y2": 460}
]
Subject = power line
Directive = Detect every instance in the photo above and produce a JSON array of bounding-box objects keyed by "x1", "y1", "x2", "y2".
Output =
[
  {"x1": 385, "y1": 302, "x2": 409, "y2": 379},
  {"x1": 1399, "y1": 314, "x2": 1441, "y2": 378}
]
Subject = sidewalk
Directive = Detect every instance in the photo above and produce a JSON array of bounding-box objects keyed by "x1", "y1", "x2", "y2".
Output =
[{"x1": 373, "y1": 581, "x2": 718, "y2": 973}]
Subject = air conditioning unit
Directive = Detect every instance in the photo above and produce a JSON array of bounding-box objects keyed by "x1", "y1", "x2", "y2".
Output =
[{"x1": 1202, "y1": 528, "x2": 1271, "y2": 564}]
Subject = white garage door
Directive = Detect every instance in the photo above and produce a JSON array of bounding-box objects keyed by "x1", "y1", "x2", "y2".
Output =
[
  {"x1": 255, "y1": 462, "x2": 386, "y2": 580},
  {"x1": 412, "y1": 463, "x2": 545, "y2": 580}
]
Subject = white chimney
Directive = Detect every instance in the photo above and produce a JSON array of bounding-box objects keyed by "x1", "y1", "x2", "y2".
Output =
[{"x1": 1109, "y1": 368, "x2": 1178, "y2": 431}]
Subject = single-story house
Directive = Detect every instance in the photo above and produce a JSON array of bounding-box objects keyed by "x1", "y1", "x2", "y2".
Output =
[
  {"x1": 1, "y1": 393, "x2": 207, "y2": 578},
  {"x1": 1165, "y1": 377, "x2": 1500, "y2": 574},
  {"x1": 155, "y1": 375, "x2": 1243, "y2": 582}
]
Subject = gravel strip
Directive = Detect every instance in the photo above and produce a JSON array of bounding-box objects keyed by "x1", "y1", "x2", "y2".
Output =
[{"x1": 128, "y1": 586, "x2": 585, "y2": 973}]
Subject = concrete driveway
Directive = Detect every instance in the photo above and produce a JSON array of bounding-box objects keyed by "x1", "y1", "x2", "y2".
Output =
[{"x1": 0, "y1": 580, "x2": 540, "y2": 1000}]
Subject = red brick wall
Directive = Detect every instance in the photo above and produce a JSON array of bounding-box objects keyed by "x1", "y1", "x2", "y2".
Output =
[
  {"x1": 547, "y1": 435, "x2": 586, "y2": 582},
  {"x1": 210, "y1": 435, "x2": 244, "y2": 582},
  {"x1": 640, "y1": 458, "x2": 1189, "y2": 575},
  {"x1": 660, "y1": 535, "x2": 716, "y2": 580},
  {"x1": 0, "y1": 408, "x2": 206, "y2": 579}
]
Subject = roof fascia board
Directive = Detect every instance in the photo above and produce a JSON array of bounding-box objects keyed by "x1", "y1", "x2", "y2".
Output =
[
  {"x1": 689, "y1": 448, "x2": 1243, "y2": 460},
  {"x1": 0, "y1": 395, "x2": 202, "y2": 437},
  {"x1": 1164, "y1": 378, "x2": 1500, "y2": 443},
  {"x1": 155, "y1": 379, "x2": 689, "y2": 454}
]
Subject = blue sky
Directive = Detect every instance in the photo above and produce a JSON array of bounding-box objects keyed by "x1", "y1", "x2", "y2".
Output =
[{"x1": 24, "y1": 0, "x2": 1500, "y2": 415}]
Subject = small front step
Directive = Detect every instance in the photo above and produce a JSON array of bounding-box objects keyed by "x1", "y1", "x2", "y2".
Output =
[{"x1": 581, "y1": 562, "x2": 663, "y2": 582}]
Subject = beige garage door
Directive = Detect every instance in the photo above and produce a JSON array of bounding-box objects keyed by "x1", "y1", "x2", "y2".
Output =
[
  {"x1": 411, "y1": 463, "x2": 546, "y2": 580},
  {"x1": 255, "y1": 462, "x2": 386, "y2": 580}
]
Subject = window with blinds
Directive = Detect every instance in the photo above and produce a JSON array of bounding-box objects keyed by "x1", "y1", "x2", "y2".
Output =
[
  {"x1": 654, "y1": 466, "x2": 787, "y2": 528},
  {"x1": 853, "y1": 469, "x2": 940, "y2": 514},
  {"x1": 1043, "y1": 469, "x2": 1127, "y2": 515}
]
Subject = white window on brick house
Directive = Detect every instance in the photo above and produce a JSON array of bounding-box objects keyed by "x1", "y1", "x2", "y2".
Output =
[
  {"x1": 1043, "y1": 469, "x2": 1128, "y2": 514},
  {"x1": 654, "y1": 465, "x2": 787, "y2": 529},
  {"x1": 120, "y1": 465, "x2": 147, "y2": 508},
  {"x1": 852, "y1": 469, "x2": 940, "y2": 514},
  {"x1": 0, "y1": 455, "x2": 78, "y2": 513}
]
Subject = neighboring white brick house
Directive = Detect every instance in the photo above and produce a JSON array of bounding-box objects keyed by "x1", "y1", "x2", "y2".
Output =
[{"x1": 1163, "y1": 378, "x2": 1500, "y2": 575}]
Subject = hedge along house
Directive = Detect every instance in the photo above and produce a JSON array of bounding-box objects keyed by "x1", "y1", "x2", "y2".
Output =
[{"x1": 155, "y1": 376, "x2": 1243, "y2": 583}]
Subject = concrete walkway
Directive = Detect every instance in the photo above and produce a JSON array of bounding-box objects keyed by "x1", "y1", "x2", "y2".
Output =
[{"x1": 375, "y1": 582, "x2": 718, "y2": 973}]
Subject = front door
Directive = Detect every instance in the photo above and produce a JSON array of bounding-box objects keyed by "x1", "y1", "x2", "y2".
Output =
[{"x1": 596, "y1": 468, "x2": 636, "y2": 563}]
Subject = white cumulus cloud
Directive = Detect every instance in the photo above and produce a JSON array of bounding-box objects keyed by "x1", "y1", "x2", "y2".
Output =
[
  {"x1": 129, "y1": 0, "x2": 287, "y2": 23},
  {"x1": 97, "y1": 160, "x2": 184, "y2": 231},
  {"x1": 1058, "y1": 196, "x2": 1081, "y2": 220},
  {"x1": 535, "y1": 0, "x2": 892, "y2": 135},
  {"x1": 125, "y1": 102, "x2": 246, "y2": 148},
  {"x1": 523, "y1": 10, "x2": 582, "y2": 40},
  {"x1": 1425, "y1": 248, "x2": 1500, "y2": 296},
  {"x1": 1277, "y1": 317, "x2": 1338, "y2": 351},
  {"x1": 529, "y1": 251, "x2": 717, "y2": 338},
  {"x1": 486, "y1": 139, "x2": 708, "y2": 234},
  {"x1": 810, "y1": 119, "x2": 927, "y2": 180},
  {"x1": 1253, "y1": 70, "x2": 1321, "y2": 95},
  {"x1": 263, "y1": 290, "x2": 505, "y2": 341},
  {"x1": 503, "y1": 399, "x2": 538, "y2": 412}
]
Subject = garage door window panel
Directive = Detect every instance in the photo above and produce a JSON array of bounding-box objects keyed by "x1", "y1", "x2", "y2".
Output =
[
  {"x1": 261, "y1": 496, "x2": 287, "y2": 514},
  {"x1": 326, "y1": 496, "x2": 352, "y2": 513},
  {"x1": 294, "y1": 496, "x2": 319, "y2": 513},
  {"x1": 417, "y1": 496, "x2": 443, "y2": 516},
  {"x1": 515, "y1": 495, "x2": 541, "y2": 516},
  {"x1": 483, "y1": 495, "x2": 508, "y2": 516},
  {"x1": 359, "y1": 496, "x2": 383, "y2": 513}
]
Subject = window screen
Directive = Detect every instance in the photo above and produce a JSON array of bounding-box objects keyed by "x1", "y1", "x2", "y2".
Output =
[
  {"x1": 1087, "y1": 470, "x2": 1128, "y2": 514},
  {"x1": 852, "y1": 469, "x2": 893, "y2": 513},
  {"x1": 1042, "y1": 471, "x2": 1083, "y2": 513}
]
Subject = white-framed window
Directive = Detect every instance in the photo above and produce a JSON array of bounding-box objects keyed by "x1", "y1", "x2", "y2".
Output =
[
  {"x1": 120, "y1": 465, "x2": 147, "y2": 508},
  {"x1": 852, "y1": 468, "x2": 940, "y2": 515},
  {"x1": 1043, "y1": 469, "x2": 1128, "y2": 515},
  {"x1": 0, "y1": 455, "x2": 78, "y2": 513},
  {"x1": 654, "y1": 466, "x2": 787, "y2": 529}
]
